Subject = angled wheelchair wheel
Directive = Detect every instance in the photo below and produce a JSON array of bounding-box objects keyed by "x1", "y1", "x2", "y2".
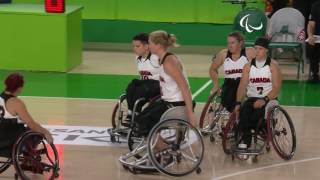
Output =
[
  {"x1": 111, "y1": 95, "x2": 128, "y2": 129},
  {"x1": 0, "y1": 156, "x2": 11, "y2": 173},
  {"x1": 12, "y1": 132, "x2": 59, "y2": 180},
  {"x1": 199, "y1": 91, "x2": 220, "y2": 130},
  {"x1": 222, "y1": 112, "x2": 238, "y2": 155},
  {"x1": 268, "y1": 106, "x2": 296, "y2": 160},
  {"x1": 147, "y1": 119, "x2": 204, "y2": 177}
]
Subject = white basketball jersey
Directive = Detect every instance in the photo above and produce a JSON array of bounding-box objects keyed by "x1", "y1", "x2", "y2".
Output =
[
  {"x1": 159, "y1": 53, "x2": 189, "y2": 102},
  {"x1": 223, "y1": 49, "x2": 248, "y2": 79},
  {"x1": 247, "y1": 58, "x2": 273, "y2": 98},
  {"x1": 136, "y1": 53, "x2": 160, "y2": 80},
  {"x1": 0, "y1": 94, "x2": 23, "y2": 123}
]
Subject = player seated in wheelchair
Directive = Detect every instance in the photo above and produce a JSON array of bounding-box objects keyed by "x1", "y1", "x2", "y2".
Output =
[
  {"x1": 0, "y1": 73, "x2": 53, "y2": 158},
  {"x1": 119, "y1": 32, "x2": 204, "y2": 176},
  {"x1": 235, "y1": 37, "x2": 282, "y2": 150},
  {"x1": 209, "y1": 32, "x2": 255, "y2": 113},
  {"x1": 124, "y1": 33, "x2": 161, "y2": 122},
  {"x1": 133, "y1": 30, "x2": 196, "y2": 140}
]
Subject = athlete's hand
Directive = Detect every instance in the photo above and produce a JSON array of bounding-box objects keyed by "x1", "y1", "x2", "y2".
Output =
[
  {"x1": 210, "y1": 86, "x2": 219, "y2": 95},
  {"x1": 308, "y1": 36, "x2": 316, "y2": 46},
  {"x1": 253, "y1": 99, "x2": 266, "y2": 109},
  {"x1": 189, "y1": 113, "x2": 197, "y2": 128},
  {"x1": 235, "y1": 104, "x2": 240, "y2": 119},
  {"x1": 44, "y1": 132, "x2": 54, "y2": 144}
]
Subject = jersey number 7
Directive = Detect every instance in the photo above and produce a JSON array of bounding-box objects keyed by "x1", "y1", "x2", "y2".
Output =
[{"x1": 257, "y1": 87, "x2": 264, "y2": 95}]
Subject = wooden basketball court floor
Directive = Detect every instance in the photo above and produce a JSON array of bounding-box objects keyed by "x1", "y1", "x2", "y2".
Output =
[{"x1": 1, "y1": 49, "x2": 320, "y2": 179}]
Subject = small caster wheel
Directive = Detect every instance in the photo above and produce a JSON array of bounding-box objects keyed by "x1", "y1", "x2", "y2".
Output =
[
  {"x1": 54, "y1": 172, "x2": 60, "y2": 178},
  {"x1": 15, "y1": 173, "x2": 19, "y2": 180},
  {"x1": 122, "y1": 164, "x2": 129, "y2": 170},
  {"x1": 176, "y1": 153, "x2": 182, "y2": 163},
  {"x1": 110, "y1": 135, "x2": 116, "y2": 143},
  {"x1": 210, "y1": 135, "x2": 215, "y2": 142},
  {"x1": 129, "y1": 167, "x2": 137, "y2": 174},
  {"x1": 266, "y1": 145, "x2": 271, "y2": 152},
  {"x1": 196, "y1": 167, "x2": 202, "y2": 174},
  {"x1": 253, "y1": 155, "x2": 258, "y2": 163}
]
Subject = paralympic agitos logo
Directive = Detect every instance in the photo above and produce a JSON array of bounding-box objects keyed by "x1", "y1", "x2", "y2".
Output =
[{"x1": 239, "y1": 14, "x2": 263, "y2": 33}]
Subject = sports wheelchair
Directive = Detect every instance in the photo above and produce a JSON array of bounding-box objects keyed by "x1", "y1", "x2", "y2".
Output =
[
  {"x1": 119, "y1": 106, "x2": 204, "y2": 176},
  {"x1": 108, "y1": 94, "x2": 159, "y2": 143},
  {"x1": 222, "y1": 100, "x2": 296, "y2": 162},
  {"x1": 0, "y1": 127, "x2": 59, "y2": 180},
  {"x1": 199, "y1": 89, "x2": 230, "y2": 142}
]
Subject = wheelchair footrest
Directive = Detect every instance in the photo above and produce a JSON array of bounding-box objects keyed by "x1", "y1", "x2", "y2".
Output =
[
  {"x1": 126, "y1": 166, "x2": 158, "y2": 174},
  {"x1": 231, "y1": 145, "x2": 265, "y2": 155},
  {"x1": 107, "y1": 128, "x2": 129, "y2": 135}
]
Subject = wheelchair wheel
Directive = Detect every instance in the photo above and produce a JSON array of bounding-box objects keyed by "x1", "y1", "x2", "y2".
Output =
[
  {"x1": 147, "y1": 119, "x2": 204, "y2": 177},
  {"x1": 199, "y1": 91, "x2": 219, "y2": 130},
  {"x1": 268, "y1": 106, "x2": 296, "y2": 160},
  {"x1": 127, "y1": 129, "x2": 144, "y2": 159},
  {"x1": 12, "y1": 132, "x2": 59, "y2": 180},
  {"x1": 0, "y1": 156, "x2": 11, "y2": 173},
  {"x1": 222, "y1": 112, "x2": 237, "y2": 155},
  {"x1": 111, "y1": 95, "x2": 128, "y2": 129}
]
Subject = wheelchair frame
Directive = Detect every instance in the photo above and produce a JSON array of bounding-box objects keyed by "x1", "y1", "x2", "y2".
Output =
[
  {"x1": 108, "y1": 94, "x2": 157, "y2": 143},
  {"x1": 199, "y1": 89, "x2": 230, "y2": 142}
]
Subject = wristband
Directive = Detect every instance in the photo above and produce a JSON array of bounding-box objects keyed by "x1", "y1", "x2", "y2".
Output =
[
  {"x1": 236, "y1": 101, "x2": 241, "y2": 105},
  {"x1": 263, "y1": 96, "x2": 270, "y2": 103}
]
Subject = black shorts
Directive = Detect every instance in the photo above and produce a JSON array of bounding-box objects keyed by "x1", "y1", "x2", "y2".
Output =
[
  {"x1": 238, "y1": 97, "x2": 266, "y2": 146},
  {"x1": 125, "y1": 79, "x2": 160, "y2": 111},
  {"x1": 307, "y1": 44, "x2": 320, "y2": 60},
  {"x1": 221, "y1": 78, "x2": 241, "y2": 112}
]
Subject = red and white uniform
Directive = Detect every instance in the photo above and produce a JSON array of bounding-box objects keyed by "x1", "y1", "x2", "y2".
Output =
[{"x1": 136, "y1": 53, "x2": 160, "y2": 80}]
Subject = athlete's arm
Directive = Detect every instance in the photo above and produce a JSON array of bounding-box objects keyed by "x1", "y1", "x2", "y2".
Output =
[
  {"x1": 8, "y1": 98, "x2": 54, "y2": 143},
  {"x1": 236, "y1": 63, "x2": 250, "y2": 102},
  {"x1": 163, "y1": 55, "x2": 196, "y2": 127},
  {"x1": 307, "y1": 20, "x2": 316, "y2": 46},
  {"x1": 267, "y1": 60, "x2": 282, "y2": 100},
  {"x1": 209, "y1": 49, "x2": 226, "y2": 93}
]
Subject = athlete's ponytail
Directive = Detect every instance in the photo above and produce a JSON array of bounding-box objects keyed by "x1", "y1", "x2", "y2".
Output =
[{"x1": 149, "y1": 30, "x2": 179, "y2": 48}]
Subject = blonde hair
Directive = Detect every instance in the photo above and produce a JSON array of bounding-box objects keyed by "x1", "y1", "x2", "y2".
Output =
[
  {"x1": 228, "y1": 31, "x2": 245, "y2": 49},
  {"x1": 149, "y1": 30, "x2": 179, "y2": 48}
]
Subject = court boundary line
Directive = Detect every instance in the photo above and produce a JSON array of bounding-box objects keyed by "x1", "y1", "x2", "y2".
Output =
[
  {"x1": 192, "y1": 80, "x2": 212, "y2": 99},
  {"x1": 212, "y1": 156, "x2": 320, "y2": 180}
]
